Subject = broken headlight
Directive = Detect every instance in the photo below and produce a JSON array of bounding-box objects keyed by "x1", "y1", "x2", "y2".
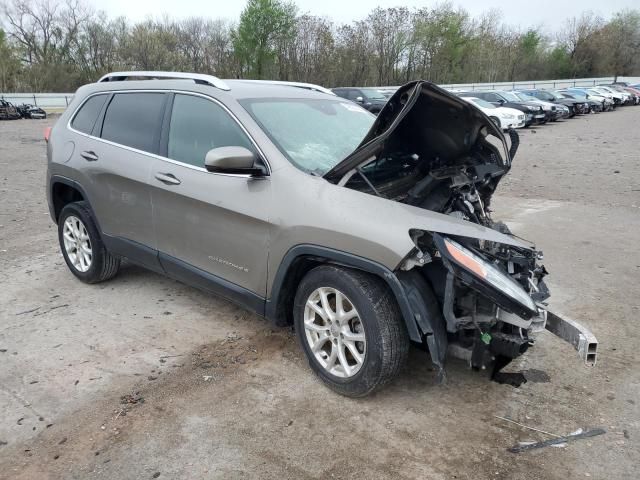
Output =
[{"x1": 435, "y1": 235, "x2": 538, "y2": 318}]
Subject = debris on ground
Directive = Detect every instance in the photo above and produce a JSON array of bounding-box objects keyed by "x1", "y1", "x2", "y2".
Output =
[
  {"x1": 508, "y1": 428, "x2": 606, "y2": 453},
  {"x1": 120, "y1": 392, "x2": 144, "y2": 405},
  {"x1": 116, "y1": 391, "x2": 145, "y2": 417},
  {"x1": 494, "y1": 415, "x2": 561, "y2": 438}
]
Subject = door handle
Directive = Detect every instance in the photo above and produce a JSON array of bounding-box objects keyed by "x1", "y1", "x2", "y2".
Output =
[
  {"x1": 154, "y1": 172, "x2": 181, "y2": 185},
  {"x1": 80, "y1": 150, "x2": 98, "y2": 161}
]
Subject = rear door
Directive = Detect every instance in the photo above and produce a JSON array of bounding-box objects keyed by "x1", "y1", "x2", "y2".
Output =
[
  {"x1": 150, "y1": 92, "x2": 272, "y2": 303},
  {"x1": 73, "y1": 91, "x2": 167, "y2": 269}
]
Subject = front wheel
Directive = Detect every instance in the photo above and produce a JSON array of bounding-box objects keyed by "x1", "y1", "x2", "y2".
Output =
[{"x1": 293, "y1": 265, "x2": 409, "y2": 397}]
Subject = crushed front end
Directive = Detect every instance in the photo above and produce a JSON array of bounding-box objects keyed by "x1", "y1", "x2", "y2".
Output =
[
  {"x1": 325, "y1": 80, "x2": 597, "y2": 383},
  {"x1": 401, "y1": 231, "x2": 551, "y2": 384}
]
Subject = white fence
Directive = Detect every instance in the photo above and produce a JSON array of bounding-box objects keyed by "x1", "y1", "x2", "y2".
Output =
[
  {"x1": 438, "y1": 76, "x2": 640, "y2": 92},
  {"x1": 2, "y1": 76, "x2": 640, "y2": 109},
  {"x1": 0, "y1": 92, "x2": 74, "y2": 108}
]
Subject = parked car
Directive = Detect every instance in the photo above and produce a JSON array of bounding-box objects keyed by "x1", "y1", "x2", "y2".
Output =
[
  {"x1": 553, "y1": 91, "x2": 596, "y2": 113},
  {"x1": 566, "y1": 88, "x2": 615, "y2": 111},
  {"x1": 561, "y1": 87, "x2": 614, "y2": 112},
  {"x1": 458, "y1": 90, "x2": 546, "y2": 126},
  {"x1": 605, "y1": 84, "x2": 639, "y2": 105},
  {"x1": 16, "y1": 103, "x2": 47, "y2": 119},
  {"x1": 559, "y1": 89, "x2": 604, "y2": 113},
  {"x1": 592, "y1": 86, "x2": 626, "y2": 105},
  {"x1": 461, "y1": 97, "x2": 525, "y2": 129},
  {"x1": 520, "y1": 89, "x2": 586, "y2": 116},
  {"x1": 0, "y1": 99, "x2": 21, "y2": 120},
  {"x1": 46, "y1": 72, "x2": 597, "y2": 396},
  {"x1": 512, "y1": 91, "x2": 568, "y2": 120},
  {"x1": 623, "y1": 86, "x2": 640, "y2": 104},
  {"x1": 332, "y1": 87, "x2": 388, "y2": 114}
]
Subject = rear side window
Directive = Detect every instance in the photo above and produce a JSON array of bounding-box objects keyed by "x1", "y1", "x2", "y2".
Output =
[
  {"x1": 71, "y1": 94, "x2": 108, "y2": 134},
  {"x1": 167, "y1": 94, "x2": 254, "y2": 168},
  {"x1": 101, "y1": 93, "x2": 166, "y2": 153}
]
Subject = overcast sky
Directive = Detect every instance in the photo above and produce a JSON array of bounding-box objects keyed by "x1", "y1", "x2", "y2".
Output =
[{"x1": 88, "y1": 0, "x2": 638, "y2": 32}]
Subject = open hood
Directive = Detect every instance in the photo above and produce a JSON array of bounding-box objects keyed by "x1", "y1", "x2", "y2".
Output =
[
  {"x1": 322, "y1": 81, "x2": 519, "y2": 241},
  {"x1": 324, "y1": 81, "x2": 512, "y2": 183}
]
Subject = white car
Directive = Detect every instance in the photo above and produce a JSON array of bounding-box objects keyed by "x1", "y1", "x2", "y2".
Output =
[
  {"x1": 597, "y1": 85, "x2": 632, "y2": 104},
  {"x1": 461, "y1": 97, "x2": 525, "y2": 130},
  {"x1": 592, "y1": 86, "x2": 627, "y2": 105}
]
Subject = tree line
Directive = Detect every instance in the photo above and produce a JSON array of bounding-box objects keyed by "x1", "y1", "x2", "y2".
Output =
[{"x1": 1, "y1": 0, "x2": 639, "y2": 93}]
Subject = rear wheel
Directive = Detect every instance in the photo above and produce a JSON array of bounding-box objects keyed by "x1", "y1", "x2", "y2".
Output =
[
  {"x1": 58, "y1": 202, "x2": 120, "y2": 283},
  {"x1": 293, "y1": 265, "x2": 409, "y2": 397}
]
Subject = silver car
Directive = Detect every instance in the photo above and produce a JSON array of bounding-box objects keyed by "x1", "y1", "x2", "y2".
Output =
[{"x1": 46, "y1": 72, "x2": 597, "y2": 396}]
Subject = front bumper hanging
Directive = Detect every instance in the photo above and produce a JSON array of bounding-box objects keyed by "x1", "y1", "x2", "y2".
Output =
[{"x1": 545, "y1": 310, "x2": 598, "y2": 366}]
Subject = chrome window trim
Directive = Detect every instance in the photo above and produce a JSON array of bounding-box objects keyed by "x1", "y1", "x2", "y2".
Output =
[{"x1": 66, "y1": 89, "x2": 271, "y2": 177}]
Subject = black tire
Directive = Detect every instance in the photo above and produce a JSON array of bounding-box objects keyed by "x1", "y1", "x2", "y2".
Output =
[
  {"x1": 293, "y1": 265, "x2": 409, "y2": 397},
  {"x1": 58, "y1": 201, "x2": 120, "y2": 283}
]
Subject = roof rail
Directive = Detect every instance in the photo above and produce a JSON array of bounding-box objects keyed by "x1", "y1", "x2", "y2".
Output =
[
  {"x1": 97, "y1": 71, "x2": 231, "y2": 91},
  {"x1": 233, "y1": 79, "x2": 335, "y2": 95}
]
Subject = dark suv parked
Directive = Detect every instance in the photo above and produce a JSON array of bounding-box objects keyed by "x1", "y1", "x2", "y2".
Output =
[
  {"x1": 520, "y1": 89, "x2": 588, "y2": 116},
  {"x1": 332, "y1": 87, "x2": 387, "y2": 114}
]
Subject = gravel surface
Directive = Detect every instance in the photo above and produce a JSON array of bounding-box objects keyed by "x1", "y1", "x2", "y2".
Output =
[{"x1": 0, "y1": 110, "x2": 638, "y2": 479}]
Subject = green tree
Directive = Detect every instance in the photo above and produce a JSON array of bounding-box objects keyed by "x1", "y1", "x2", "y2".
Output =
[
  {"x1": 233, "y1": 0, "x2": 297, "y2": 78},
  {"x1": 0, "y1": 28, "x2": 21, "y2": 91}
]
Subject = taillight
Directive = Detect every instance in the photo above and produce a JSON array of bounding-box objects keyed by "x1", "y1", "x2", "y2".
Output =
[{"x1": 44, "y1": 127, "x2": 51, "y2": 143}]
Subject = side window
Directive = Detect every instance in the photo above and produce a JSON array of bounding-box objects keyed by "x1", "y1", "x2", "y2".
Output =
[
  {"x1": 167, "y1": 94, "x2": 254, "y2": 168},
  {"x1": 347, "y1": 90, "x2": 362, "y2": 101},
  {"x1": 71, "y1": 94, "x2": 108, "y2": 134},
  {"x1": 101, "y1": 93, "x2": 166, "y2": 153},
  {"x1": 485, "y1": 93, "x2": 500, "y2": 102}
]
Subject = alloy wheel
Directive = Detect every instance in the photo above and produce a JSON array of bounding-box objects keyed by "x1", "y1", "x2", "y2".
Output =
[
  {"x1": 62, "y1": 215, "x2": 93, "y2": 272},
  {"x1": 303, "y1": 287, "x2": 366, "y2": 378}
]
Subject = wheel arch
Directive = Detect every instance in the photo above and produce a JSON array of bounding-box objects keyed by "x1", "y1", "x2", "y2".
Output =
[
  {"x1": 49, "y1": 175, "x2": 96, "y2": 226},
  {"x1": 265, "y1": 245, "x2": 426, "y2": 342}
]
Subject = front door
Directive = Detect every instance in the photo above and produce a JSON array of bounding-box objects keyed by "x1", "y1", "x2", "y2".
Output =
[{"x1": 150, "y1": 93, "x2": 272, "y2": 306}]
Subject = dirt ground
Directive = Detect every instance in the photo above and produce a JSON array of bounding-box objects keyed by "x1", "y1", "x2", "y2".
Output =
[{"x1": 0, "y1": 108, "x2": 638, "y2": 480}]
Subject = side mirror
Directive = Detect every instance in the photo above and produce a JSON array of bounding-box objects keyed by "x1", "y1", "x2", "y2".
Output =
[
  {"x1": 204, "y1": 146, "x2": 265, "y2": 176},
  {"x1": 355, "y1": 96, "x2": 364, "y2": 103},
  {"x1": 497, "y1": 99, "x2": 505, "y2": 105}
]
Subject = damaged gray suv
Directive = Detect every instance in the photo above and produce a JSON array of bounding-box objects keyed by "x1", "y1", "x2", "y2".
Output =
[{"x1": 47, "y1": 72, "x2": 597, "y2": 397}]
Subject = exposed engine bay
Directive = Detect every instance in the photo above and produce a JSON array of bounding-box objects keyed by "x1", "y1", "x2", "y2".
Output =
[{"x1": 324, "y1": 81, "x2": 563, "y2": 384}]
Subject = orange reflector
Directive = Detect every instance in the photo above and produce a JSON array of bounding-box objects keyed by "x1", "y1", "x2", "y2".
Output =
[
  {"x1": 44, "y1": 127, "x2": 52, "y2": 143},
  {"x1": 445, "y1": 240, "x2": 487, "y2": 278}
]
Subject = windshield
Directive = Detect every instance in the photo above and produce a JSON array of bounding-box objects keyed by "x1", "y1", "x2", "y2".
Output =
[
  {"x1": 515, "y1": 92, "x2": 538, "y2": 102},
  {"x1": 500, "y1": 91, "x2": 521, "y2": 102},
  {"x1": 240, "y1": 98, "x2": 375, "y2": 175},
  {"x1": 536, "y1": 91, "x2": 555, "y2": 101},
  {"x1": 360, "y1": 88, "x2": 387, "y2": 100},
  {"x1": 468, "y1": 98, "x2": 496, "y2": 109}
]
